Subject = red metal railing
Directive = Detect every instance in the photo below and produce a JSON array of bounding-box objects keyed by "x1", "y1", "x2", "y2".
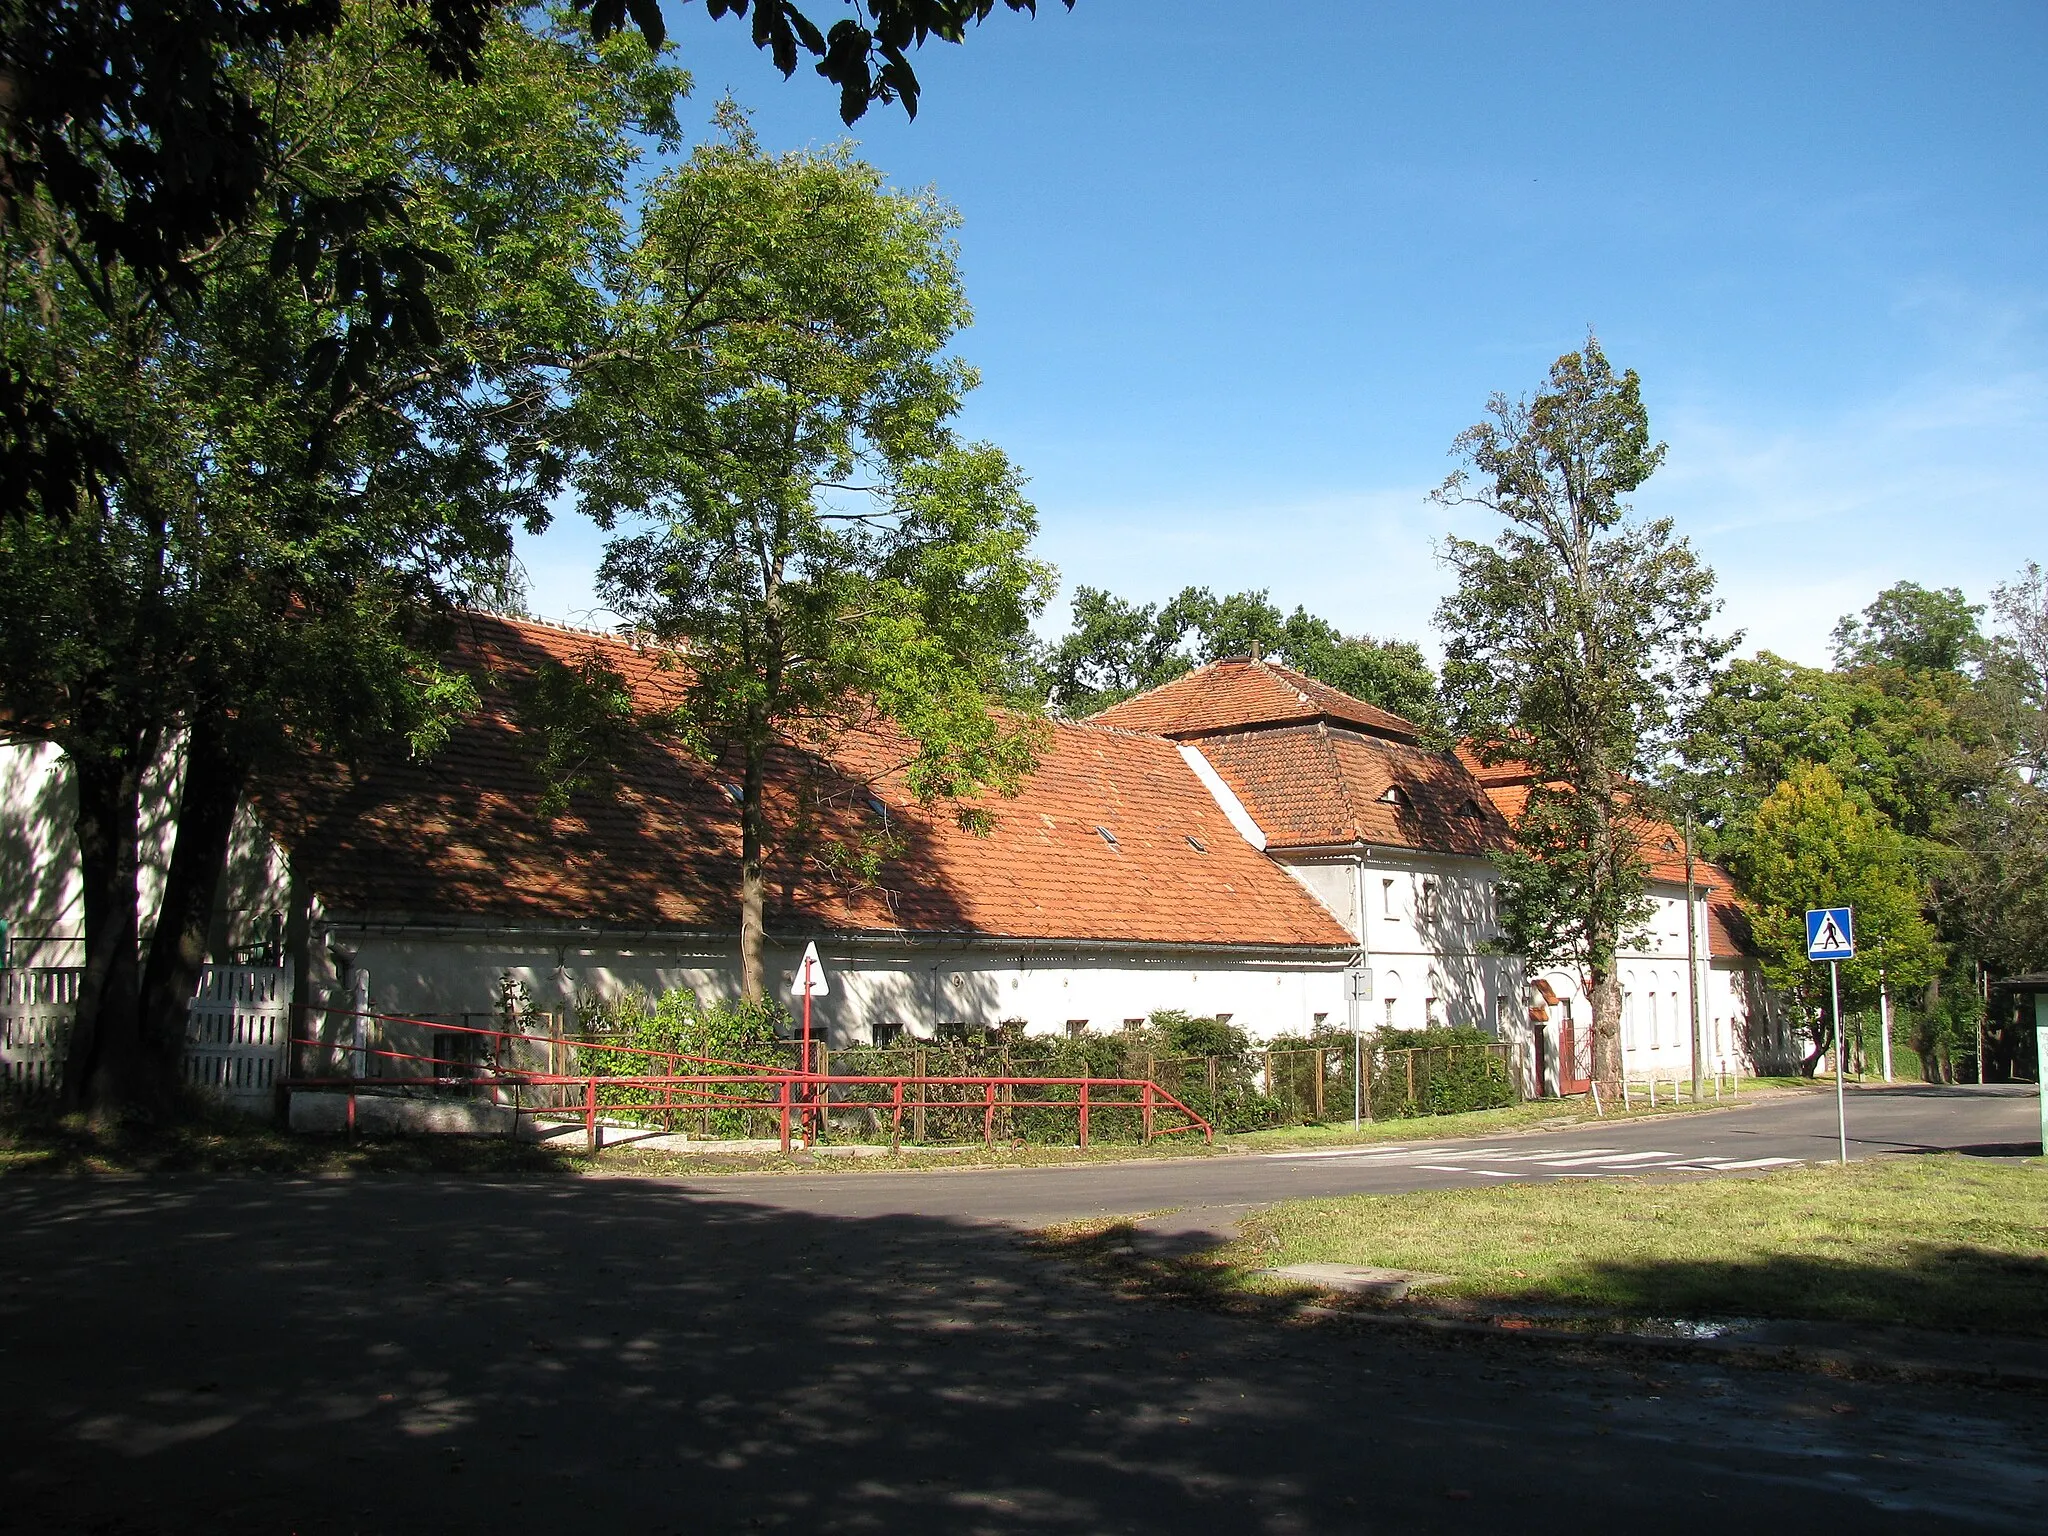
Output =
[{"x1": 286, "y1": 1010, "x2": 1213, "y2": 1152}]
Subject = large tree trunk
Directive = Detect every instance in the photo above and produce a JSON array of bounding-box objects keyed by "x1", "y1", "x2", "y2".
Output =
[
  {"x1": 61, "y1": 728, "x2": 174, "y2": 1120},
  {"x1": 138, "y1": 711, "x2": 249, "y2": 1081},
  {"x1": 1589, "y1": 964, "x2": 1623, "y2": 1100},
  {"x1": 738, "y1": 739, "x2": 768, "y2": 1000}
]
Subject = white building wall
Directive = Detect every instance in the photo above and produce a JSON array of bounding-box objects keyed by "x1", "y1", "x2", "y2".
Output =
[
  {"x1": 1275, "y1": 848, "x2": 1523, "y2": 1038},
  {"x1": 307, "y1": 926, "x2": 1351, "y2": 1047}
]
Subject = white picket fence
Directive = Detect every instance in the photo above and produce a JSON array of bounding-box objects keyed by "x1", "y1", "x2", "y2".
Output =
[
  {"x1": 183, "y1": 965, "x2": 292, "y2": 1112},
  {"x1": 0, "y1": 964, "x2": 291, "y2": 1114},
  {"x1": 0, "y1": 968, "x2": 79, "y2": 1098}
]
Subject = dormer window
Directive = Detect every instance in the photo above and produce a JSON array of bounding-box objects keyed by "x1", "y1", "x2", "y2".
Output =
[
  {"x1": 1663, "y1": 836, "x2": 1679, "y2": 852},
  {"x1": 1379, "y1": 784, "x2": 1410, "y2": 807},
  {"x1": 1460, "y1": 798, "x2": 1483, "y2": 818}
]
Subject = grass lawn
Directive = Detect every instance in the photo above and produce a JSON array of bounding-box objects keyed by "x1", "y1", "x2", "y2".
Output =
[{"x1": 1231, "y1": 1154, "x2": 2048, "y2": 1336}]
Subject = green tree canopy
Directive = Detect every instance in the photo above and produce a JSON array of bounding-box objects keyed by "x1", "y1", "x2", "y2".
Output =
[
  {"x1": 573, "y1": 109, "x2": 1052, "y2": 998},
  {"x1": 1040, "y1": 583, "x2": 1441, "y2": 728},
  {"x1": 0, "y1": 5, "x2": 680, "y2": 1114},
  {"x1": 1433, "y1": 335, "x2": 1730, "y2": 1097},
  {"x1": 1831, "y1": 581, "x2": 1986, "y2": 676},
  {"x1": 1742, "y1": 764, "x2": 1939, "y2": 1071}
]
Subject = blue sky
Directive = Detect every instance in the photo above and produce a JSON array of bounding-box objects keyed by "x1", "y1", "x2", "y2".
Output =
[{"x1": 517, "y1": 0, "x2": 2048, "y2": 667}]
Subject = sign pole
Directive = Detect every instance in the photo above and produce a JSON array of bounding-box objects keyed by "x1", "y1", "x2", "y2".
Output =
[
  {"x1": 1832, "y1": 958, "x2": 1847, "y2": 1164},
  {"x1": 801, "y1": 954, "x2": 815, "y2": 1147},
  {"x1": 1350, "y1": 987, "x2": 1362, "y2": 1131}
]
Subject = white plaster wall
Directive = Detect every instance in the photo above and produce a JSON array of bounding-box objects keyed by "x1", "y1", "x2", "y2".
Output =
[
  {"x1": 308, "y1": 927, "x2": 1353, "y2": 1047},
  {"x1": 1275, "y1": 848, "x2": 1520, "y2": 1038},
  {"x1": 0, "y1": 738, "x2": 290, "y2": 967}
]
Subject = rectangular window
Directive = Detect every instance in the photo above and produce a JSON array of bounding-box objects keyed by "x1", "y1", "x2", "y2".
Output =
[
  {"x1": 1382, "y1": 877, "x2": 1397, "y2": 919},
  {"x1": 875, "y1": 1021, "x2": 906, "y2": 1047},
  {"x1": 1066, "y1": 1019, "x2": 1089, "y2": 1037},
  {"x1": 1122, "y1": 1017, "x2": 1146, "y2": 1032}
]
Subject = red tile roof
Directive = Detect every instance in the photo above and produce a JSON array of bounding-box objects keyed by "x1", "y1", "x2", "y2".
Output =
[
  {"x1": 1092, "y1": 658, "x2": 1421, "y2": 743},
  {"x1": 1194, "y1": 724, "x2": 1510, "y2": 855},
  {"x1": 256, "y1": 614, "x2": 1354, "y2": 951}
]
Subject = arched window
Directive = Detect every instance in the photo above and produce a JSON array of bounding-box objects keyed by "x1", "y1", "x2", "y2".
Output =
[
  {"x1": 1621, "y1": 973, "x2": 1637, "y2": 1051},
  {"x1": 1381, "y1": 970, "x2": 1402, "y2": 1030},
  {"x1": 1647, "y1": 990, "x2": 1660, "y2": 1049},
  {"x1": 1425, "y1": 970, "x2": 1442, "y2": 1027}
]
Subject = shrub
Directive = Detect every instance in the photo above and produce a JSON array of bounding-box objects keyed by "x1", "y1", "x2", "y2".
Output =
[{"x1": 575, "y1": 989, "x2": 787, "y2": 1134}]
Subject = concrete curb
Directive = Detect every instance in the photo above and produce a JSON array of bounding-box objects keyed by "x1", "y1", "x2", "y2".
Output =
[{"x1": 1283, "y1": 1299, "x2": 2048, "y2": 1391}]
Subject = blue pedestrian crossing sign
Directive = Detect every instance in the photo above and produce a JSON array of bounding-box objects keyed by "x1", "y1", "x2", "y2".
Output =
[{"x1": 1806, "y1": 907, "x2": 1854, "y2": 962}]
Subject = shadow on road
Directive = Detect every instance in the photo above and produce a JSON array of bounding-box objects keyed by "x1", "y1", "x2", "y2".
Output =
[{"x1": 2, "y1": 1176, "x2": 2044, "y2": 1534}]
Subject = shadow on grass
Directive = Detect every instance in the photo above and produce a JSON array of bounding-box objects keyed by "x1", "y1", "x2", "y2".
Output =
[{"x1": 0, "y1": 1100, "x2": 577, "y2": 1178}]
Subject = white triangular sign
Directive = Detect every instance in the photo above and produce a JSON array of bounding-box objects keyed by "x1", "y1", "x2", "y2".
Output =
[
  {"x1": 1815, "y1": 914, "x2": 1846, "y2": 952},
  {"x1": 789, "y1": 941, "x2": 830, "y2": 998}
]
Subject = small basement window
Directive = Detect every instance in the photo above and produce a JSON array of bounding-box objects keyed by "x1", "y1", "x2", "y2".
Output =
[{"x1": 1066, "y1": 1019, "x2": 1089, "y2": 1037}]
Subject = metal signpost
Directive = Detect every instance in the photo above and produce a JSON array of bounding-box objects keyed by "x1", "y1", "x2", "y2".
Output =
[
  {"x1": 789, "y1": 941, "x2": 831, "y2": 1145},
  {"x1": 1345, "y1": 964, "x2": 1374, "y2": 1128},
  {"x1": 1807, "y1": 906, "x2": 1854, "y2": 1164}
]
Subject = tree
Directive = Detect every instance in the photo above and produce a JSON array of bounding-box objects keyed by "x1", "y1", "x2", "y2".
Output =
[
  {"x1": 1675, "y1": 650, "x2": 1976, "y2": 861},
  {"x1": 1040, "y1": 583, "x2": 1441, "y2": 726},
  {"x1": 1940, "y1": 563, "x2": 2048, "y2": 980},
  {"x1": 1433, "y1": 335, "x2": 1729, "y2": 1100},
  {"x1": 0, "y1": 6, "x2": 679, "y2": 1114},
  {"x1": 2, "y1": 1, "x2": 1072, "y2": 525},
  {"x1": 1831, "y1": 582, "x2": 1986, "y2": 676},
  {"x1": 573, "y1": 110, "x2": 1052, "y2": 999},
  {"x1": 1039, "y1": 586, "x2": 1195, "y2": 715},
  {"x1": 1741, "y1": 764, "x2": 1939, "y2": 1074}
]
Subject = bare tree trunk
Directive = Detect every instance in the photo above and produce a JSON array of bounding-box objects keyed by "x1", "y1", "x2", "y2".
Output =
[
  {"x1": 61, "y1": 727, "x2": 173, "y2": 1120},
  {"x1": 1589, "y1": 964, "x2": 1623, "y2": 1098},
  {"x1": 738, "y1": 738, "x2": 768, "y2": 1000},
  {"x1": 138, "y1": 710, "x2": 247, "y2": 1075}
]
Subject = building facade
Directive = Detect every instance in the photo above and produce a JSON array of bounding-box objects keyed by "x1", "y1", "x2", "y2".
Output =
[{"x1": 1, "y1": 613, "x2": 1785, "y2": 1094}]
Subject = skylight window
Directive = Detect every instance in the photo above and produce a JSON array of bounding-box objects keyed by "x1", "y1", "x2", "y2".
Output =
[
  {"x1": 1185, "y1": 834, "x2": 1208, "y2": 853},
  {"x1": 867, "y1": 793, "x2": 891, "y2": 821},
  {"x1": 721, "y1": 782, "x2": 744, "y2": 805},
  {"x1": 1095, "y1": 825, "x2": 1120, "y2": 849}
]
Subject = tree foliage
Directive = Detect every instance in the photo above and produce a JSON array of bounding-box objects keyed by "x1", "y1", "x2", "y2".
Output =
[
  {"x1": 573, "y1": 109, "x2": 1052, "y2": 998},
  {"x1": 0, "y1": 5, "x2": 679, "y2": 1114},
  {"x1": 1741, "y1": 764, "x2": 1939, "y2": 1071},
  {"x1": 1433, "y1": 335, "x2": 1730, "y2": 1096},
  {"x1": 1040, "y1": 583, "x2": 1441, "y2": 727}
]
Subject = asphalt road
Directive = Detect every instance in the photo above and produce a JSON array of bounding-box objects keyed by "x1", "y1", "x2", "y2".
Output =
[
  {"x1": 668, "y1": 1081, "x2": 2045, "y2": 1228},
  {"x1": 1, "y1": 1084, "x2": 2042, "y2": 1535}
]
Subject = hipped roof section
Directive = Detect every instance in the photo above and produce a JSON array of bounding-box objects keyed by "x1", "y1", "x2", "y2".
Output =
[
  {"x1": 255, "y1": 613, "x2": 1354, "y2": 951},
  {"x1": 1091, "y1": 657, "x2": 1423, "y2": 743}
]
